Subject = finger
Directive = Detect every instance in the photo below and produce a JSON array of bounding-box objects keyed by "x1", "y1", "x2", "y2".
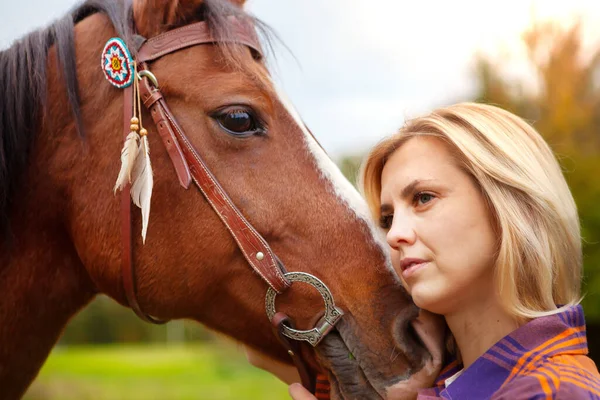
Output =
[{"x1": 289, "y1": 383, "x2": 317, "y2": 400}]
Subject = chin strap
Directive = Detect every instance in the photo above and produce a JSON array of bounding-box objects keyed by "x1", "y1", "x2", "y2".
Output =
[
  {"x1": 272, "y1": 312, "x2": 316, "y2": 393},
  {"x1": 270, "y1": 312, "x2": 331, "y2": 398}
]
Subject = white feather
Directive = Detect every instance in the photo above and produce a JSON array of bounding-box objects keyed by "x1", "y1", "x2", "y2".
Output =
[
  {"x1": 130, "y1": 135, "x2": 153, "y2": 243},
  {"x1": 114, "y1": 131, "x2": 141, "y2": 193}
]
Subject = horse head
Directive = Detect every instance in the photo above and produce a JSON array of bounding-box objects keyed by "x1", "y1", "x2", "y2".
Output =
[{"x1": 0, "y1": 0, "x2": 443, "y2": 398}]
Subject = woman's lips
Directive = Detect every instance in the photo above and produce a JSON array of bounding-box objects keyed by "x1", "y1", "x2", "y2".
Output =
[
  {"x1": 400, "y1": 258, "x2": 429, "y2": 279},
  {"x1": 402, "y1": 261, "x2": 428, "y2": 279}
]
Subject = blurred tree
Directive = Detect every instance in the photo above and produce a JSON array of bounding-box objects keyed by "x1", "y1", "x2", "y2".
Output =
[
  {"x1": 338, "y1": 155, "x2": 364, "y2": 187},
  {"x1": 60, "y1": 295, "x2": 213, "y2": 345},
  {"x1": 475, "y1": 19, "x2": 600, "y2": 320}
]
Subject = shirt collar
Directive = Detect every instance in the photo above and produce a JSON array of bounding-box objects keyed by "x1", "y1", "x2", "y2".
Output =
[{"x1": 421, "y1": 304, "x2": 589, "y2": 399}]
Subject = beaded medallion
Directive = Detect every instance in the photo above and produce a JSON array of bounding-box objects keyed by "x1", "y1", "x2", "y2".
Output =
[{"x1": 101, "y1": 38, "x2": 134, "y2": 88}]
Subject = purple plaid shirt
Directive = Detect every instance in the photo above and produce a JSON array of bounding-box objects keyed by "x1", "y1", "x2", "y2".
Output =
[{"x1": 417, "y1": 305, "x2": 600, "y2": 399}]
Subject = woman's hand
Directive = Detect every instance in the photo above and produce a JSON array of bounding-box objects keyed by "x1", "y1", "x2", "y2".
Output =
[
  {"x1": 289, "y1": 383, "x2": 317, "y2": 400},
  {"x1": 244, "y1": 346, "x2": 301, "y2": 385},
  {"x1": 245, "y1": 348, "x2": 319, "y2": 399}
]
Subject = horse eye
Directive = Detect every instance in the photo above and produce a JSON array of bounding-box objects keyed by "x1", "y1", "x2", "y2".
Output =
[{"x1": 213, "y1": 106, "x2": 265, "y2": 137}]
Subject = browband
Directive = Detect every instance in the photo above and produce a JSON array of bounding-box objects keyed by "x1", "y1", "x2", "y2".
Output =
[{"x1": 136, "y1": 17, "x2": 263, "y2": 63}]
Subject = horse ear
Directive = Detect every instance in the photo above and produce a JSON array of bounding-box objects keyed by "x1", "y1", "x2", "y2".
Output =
[
  {"x1": 133, "y1": 0, "x2": 249, "y2": 39},
  {"x1": 133, "y1": 0, "x2": 205, "y2": 38}
]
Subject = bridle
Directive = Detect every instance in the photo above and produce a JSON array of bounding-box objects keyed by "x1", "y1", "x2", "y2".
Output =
[{"x1": 118, "y1": 17, "x2": 341, "y2": 392}]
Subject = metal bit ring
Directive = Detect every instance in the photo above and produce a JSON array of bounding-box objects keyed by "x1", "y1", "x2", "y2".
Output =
[{"x1": 265, "y1": 272, "x2": 344, "y2": 347}]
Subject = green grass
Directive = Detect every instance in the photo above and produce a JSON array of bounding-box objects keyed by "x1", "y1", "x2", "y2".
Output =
[{"x1": 24, "y1": 342, "x2": 289, "y2": 400}]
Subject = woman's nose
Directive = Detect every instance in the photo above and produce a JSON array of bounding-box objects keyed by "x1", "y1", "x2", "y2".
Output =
[{"x1": 386, "y1": 212, "x2": 417, "y2": 249}]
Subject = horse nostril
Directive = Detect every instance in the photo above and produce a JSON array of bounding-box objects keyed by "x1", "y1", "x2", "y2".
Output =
[
  {"x1": 392, "y1": 304, "x2": 429, "y2": 370},
  {"x1": 406, "y1": 322, "x2": 426, "y2": 354}
]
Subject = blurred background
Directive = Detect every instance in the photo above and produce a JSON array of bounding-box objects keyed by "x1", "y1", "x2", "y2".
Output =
[{"x1": 2, "y1": 0, "x2": 600, "y2": 399}]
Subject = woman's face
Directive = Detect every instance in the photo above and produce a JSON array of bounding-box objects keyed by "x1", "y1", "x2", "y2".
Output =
[{"x1": 380, "y1": 136, "x2": 498, "y2": 315}]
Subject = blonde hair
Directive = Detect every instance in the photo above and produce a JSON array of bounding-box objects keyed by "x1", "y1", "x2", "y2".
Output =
[{"x1": 360, "y1": 102, "x2": 582, "y2": 320}]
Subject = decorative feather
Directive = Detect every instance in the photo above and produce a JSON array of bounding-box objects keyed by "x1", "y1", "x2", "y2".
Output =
[
  {"x1": 130, "y1": 135, "x2": 153, "y2": 243},
  {"x1": 114, "y1": 131, "x2": 141, "y2": 193}
]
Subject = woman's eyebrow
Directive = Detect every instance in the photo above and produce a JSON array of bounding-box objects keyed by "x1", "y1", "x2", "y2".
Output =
[
  {"x1": 400, "y1": 179, "x2": 435, "y2": 200},
  {"x1": 380, "y1": 179, "x2": 436, "y2": 214},
  {"x1": 379, "y1": 179, "x2": 435, "y2": 215}
]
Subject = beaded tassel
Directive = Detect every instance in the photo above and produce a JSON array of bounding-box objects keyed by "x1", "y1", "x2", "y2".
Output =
[{"x1": 114, "y1": 62, "x2": 154, "y2": 243}]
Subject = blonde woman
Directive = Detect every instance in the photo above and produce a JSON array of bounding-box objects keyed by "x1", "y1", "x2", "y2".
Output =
[{"x1": 263, "y1": 103, "x2": 600, "y2": 399}]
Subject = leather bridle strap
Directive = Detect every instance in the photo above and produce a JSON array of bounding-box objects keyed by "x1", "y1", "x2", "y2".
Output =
[
  {"x1": 120, "y1": 17, "x2": 317, "y2": 389},
  {"x1": 137, "y1": 74, "x2": 290, "y2": 293},
  {"x1": 121, "y1": 18, "x2": 289, "y2": 323},
  {"x1": 272, "y1": 312, "x2": 315, "y2": 393},
  {"x1": 271, "y1": 314, "x2": 331, "y2": 399},
  {"x1": 121, "y1": 85, "x2": 166, "y2": 324},
  {"x1": 136, "y1": 17, "x2": 263, "y2": 63}
]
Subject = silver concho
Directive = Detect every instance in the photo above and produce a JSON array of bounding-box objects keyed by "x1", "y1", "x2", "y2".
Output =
[{"x1": 265, "y1": 272, "x2": 344, "y2": 347}]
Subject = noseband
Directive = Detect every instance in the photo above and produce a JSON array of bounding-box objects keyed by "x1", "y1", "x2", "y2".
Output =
[{"x1": 118, "y1": 17, "x2": 341, "y2": 392}]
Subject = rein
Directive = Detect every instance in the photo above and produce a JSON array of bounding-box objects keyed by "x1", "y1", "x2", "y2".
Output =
[{"x1": 114, "y1": 17, "x2": 341, "y2": 393}]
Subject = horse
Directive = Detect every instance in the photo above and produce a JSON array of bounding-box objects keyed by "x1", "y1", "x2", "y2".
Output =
[{"x1": 0, "y1": 0, "x2": 443, "y2": 398}]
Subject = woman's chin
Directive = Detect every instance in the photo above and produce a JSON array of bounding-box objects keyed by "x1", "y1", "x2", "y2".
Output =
[{"x1": 410, "y1": 286, "x2": 445, "y2": 314}]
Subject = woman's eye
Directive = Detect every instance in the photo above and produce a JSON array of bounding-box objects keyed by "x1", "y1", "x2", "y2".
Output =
[
  {"x1": 414, "y1": 192, "x2": 435, "y2": 206},
  {"x1": 379, "y1": 214, "x2": 393, "y2": 230},
  {"x1": 213, "y1": 106, "x2": 265, "y2": 136}
]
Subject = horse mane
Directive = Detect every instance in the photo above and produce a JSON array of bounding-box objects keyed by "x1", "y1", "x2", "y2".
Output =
[
  {"x1": 0, "y1": 0, "x2": 273, "y2": 244},
  {"x1": 0, "y1": 0, "x2": 131, "y2": 243}
]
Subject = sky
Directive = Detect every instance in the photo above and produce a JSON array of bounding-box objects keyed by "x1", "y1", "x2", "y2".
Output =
[{"x1": 2, "y1": 0, "x2": 600, "y2": 158}]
